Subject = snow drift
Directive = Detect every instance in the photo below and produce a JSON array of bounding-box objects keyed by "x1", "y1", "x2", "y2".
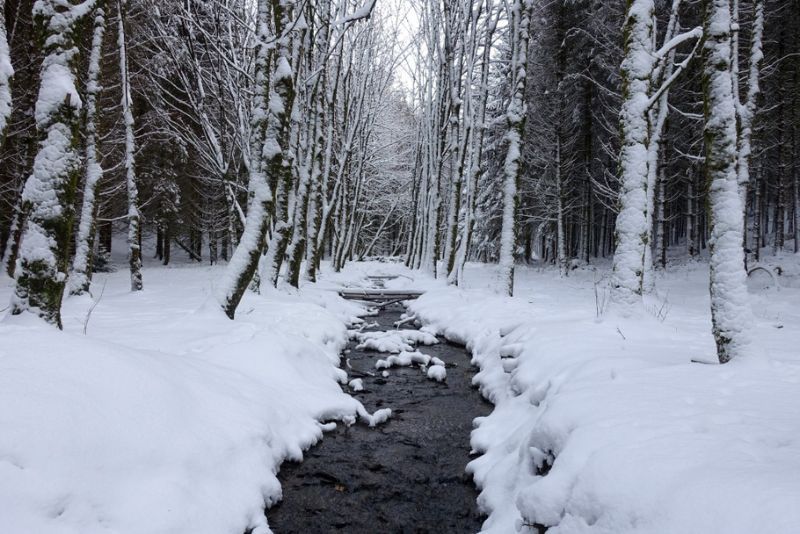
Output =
[{"x1": 0, "y1": 265, "x2": 374, "y2": 534}]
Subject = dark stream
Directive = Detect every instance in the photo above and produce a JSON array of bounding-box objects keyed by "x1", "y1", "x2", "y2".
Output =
[{"x1": 266, "y1": 303, "x2": 491, "y2": 533}]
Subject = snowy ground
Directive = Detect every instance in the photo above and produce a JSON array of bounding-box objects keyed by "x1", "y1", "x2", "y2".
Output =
[
  {"x1": 0, "y1": 259, "x2": 390, "y2": 534},
  {"x1": 2, "y1": 253, "x2": 799, "y2": 534},
  {"x1": 399, "y1": 257, "x2": 800, "y2": 533}
]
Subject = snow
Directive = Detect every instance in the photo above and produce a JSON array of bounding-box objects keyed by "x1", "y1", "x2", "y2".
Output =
[
  {"x1": 348, "y1": 378, "x2": 364, "y2": 391},
  {"x1": 35, "y1": 60, "x2": 81, "y2": 128},
  {"x1": 334, "y1": 0, "x2": 377, "y2": 25},
  {"x1": 704, "y1": 0, "x2": 753, "y2": 362},
  {"x1": 375, "y1": 349, "x2": 431, "y2": 369},
  {"x1": 370, "y1": 345, "x2": 446, "y2": 383},
  {"x1": 363, "y1": 407, "x2": 392, "y2": 427},
  {"x1": 389, "y1": 259, "x2": 800, "y2": 533},
  {"x1": 426, "y1": 364, "x2": 447, "y2": 382},
  {"x1": 0, "y1": 262, "x2": 385, "y2": 534},
  {"x1": 5, "y1": 253, "x2": 799, "y2": 533},
  {"x1": 0, "y1": 9, "x2": 13, "y2": 136},
  {"x1": 353, "y1": 329, "x2": 439, "y2": 353}
]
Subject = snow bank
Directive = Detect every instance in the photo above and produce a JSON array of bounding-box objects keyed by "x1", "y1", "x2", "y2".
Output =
[
  {"x1": 375, "y1": 349, "x2": 431, "y2": 369},
  {"x1": 426, "y1": 364, "x2": 447, "y2": 382},
  {"x1": 348, "y1": 378, "x2": 364, "y2": 391},
  {"x1": 353, "y1": 329, "x2": 438, "y2": 353},
  {"x1": 407, "y1": 261, "x2": 800, "y2": 534},
  {"x1": 0, "y1": 264, "x2": 378, "y2": 534}
]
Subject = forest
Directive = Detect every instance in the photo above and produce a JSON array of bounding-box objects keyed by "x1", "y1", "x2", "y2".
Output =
[{"x1": 0, "y1": 0, "x2": 799, "y2": 533}]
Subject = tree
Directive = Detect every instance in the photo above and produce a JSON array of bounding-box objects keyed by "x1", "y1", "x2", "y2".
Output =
[
  {"x1": 69, "y1": 1, "x2": 106, "y2": 296},
  {"x1": 702, "y1": 0, "x2": 752, "y2": 362},
  {"x1": 612, "y1": 0, "x2": 701, "y2": 309},
  {"x1": 0, "y1": 0, "x2": 13, "y2": 139},
  {"x1": 497, "y1": 0, "x2": 532, "y2": 296},
  {"x1": 216, "y1": 0, "x2": 284, "y2": 318},
  {"x1": 117, "y1": 0, "x2": 142, "y2": 291},
  {"x1": 732, "y1": 0, "x2": 764, "y2": 263},
  {"x1": 10, "y1": 0, "x2": 95, "y2": 327}
]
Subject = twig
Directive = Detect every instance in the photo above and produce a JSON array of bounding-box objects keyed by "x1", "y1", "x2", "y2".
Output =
[{"x1": 83, "y1": 280, "x2": 107, "y2": 335}]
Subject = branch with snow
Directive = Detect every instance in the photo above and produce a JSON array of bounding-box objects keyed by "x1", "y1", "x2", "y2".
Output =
[{"x1": 334, "y1": 0, "x2": 377, "y2": 26}]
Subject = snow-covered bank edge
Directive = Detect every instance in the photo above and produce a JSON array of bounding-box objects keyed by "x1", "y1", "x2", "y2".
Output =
[
  {"x1": 405, "y1": 289, "x2": 534, "y2": 532},
  {"x1": 0, "y1": 267, "x2": 388, "y2": 534},
  {"x1": 406, "y1": 277, "x2": 800, "y2": 534}
]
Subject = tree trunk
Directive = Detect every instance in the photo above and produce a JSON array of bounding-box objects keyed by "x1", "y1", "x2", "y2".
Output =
[
  {"x1": 118, "y1": 0, "x2": 141, "y2": 291},
  {"x1": 611, "y1": 0, "x2": 655, "y2": 309},
  {"x1": 69, "y1": 1, "x2": 106, "y2": 296},
  {"x1": 217, "y1": 0, "x2": 295, "y2": 318},
  {"x1": 163, "y1": 223, "x2": 171, "y2": 266},
  {"x1": 655, "y1": 162, "x2": 667, "y2": 269},
  {"x1": 0, "y1": 0, "x2": 13, "y2": 139},
  {"x1": 11, "y1": 0, "x2": 91, "y2": 327},
  {"x1": 498, "y1": 0, "x2": 532, "y2": 296},
  {"x1": 3, "y1": 195, "x2": 25, "y2": 277},
  {"x1": 556, "y1": 138, "x2": 567, "y2": 277},
  {"x1": 703, "y1": 0, "x2": 751, "y2": 363}
]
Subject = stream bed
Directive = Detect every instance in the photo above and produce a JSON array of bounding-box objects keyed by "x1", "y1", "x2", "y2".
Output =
[{"x1": 266, "y1": 303, "x2": 491, "y2": 533}]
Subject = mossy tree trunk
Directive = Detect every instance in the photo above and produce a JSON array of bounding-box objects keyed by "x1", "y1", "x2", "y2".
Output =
[{"x1": 11, "y1": 0, "x2": 94, "y2": 327}]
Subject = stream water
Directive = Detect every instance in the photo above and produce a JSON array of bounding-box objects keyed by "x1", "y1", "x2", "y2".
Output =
[{"x1": 266, "y1": 303, "x2": 491, "y2": 533}]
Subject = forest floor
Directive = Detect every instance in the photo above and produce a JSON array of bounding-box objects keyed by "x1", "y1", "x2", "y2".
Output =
[{"x1": 1, "y1": 250, "x2": 800, "y2": 534}]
